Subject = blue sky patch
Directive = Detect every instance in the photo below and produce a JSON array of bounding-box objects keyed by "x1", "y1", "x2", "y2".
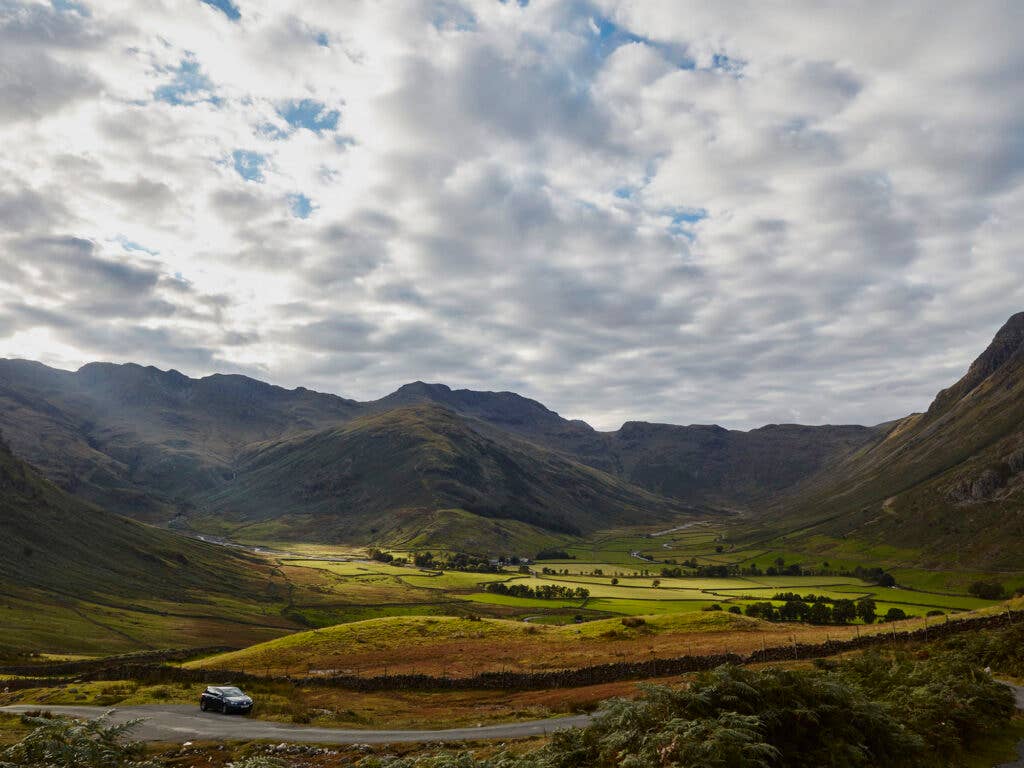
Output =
[
  {"x1": 200, "y1": 0, "x2": 240, "y2": 21},
  {"x1": 52, "y1": 0, "x2": 90, "y2": 15},
  {"x1": 278, "y1": 99, "x2": 340, "y2": 134},
  {"x1": 431, "y1": 3, "x2": 476, "y2": 31},
  {"x1": 154, "y1": 56, "x2": 218, "y2": 106},
  {"x1": 709, "y1": 53, "x2": 745, "y2": 77},
  {"x1": 232, "y1": 150, "x2": 266, "y2": 182},
  {"x1": 665, "y1": 207, "x2": 708, "y2": 238},
  {"x1": 589, "y1": 15, "x2": 694, "y2": 70},
  {"x1": 114, "y1": 236, "x2": 158, "y2": 255},
  {"x1": 288, "y1": 193, "x2": 314, "y2": 219}
]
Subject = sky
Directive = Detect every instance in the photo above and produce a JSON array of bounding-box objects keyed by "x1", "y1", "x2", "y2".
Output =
[{"x1": 1, "y1": 1, "x2": 1024, "y2": 430}]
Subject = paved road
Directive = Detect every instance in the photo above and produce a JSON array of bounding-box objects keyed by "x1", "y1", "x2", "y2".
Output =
[{"x1": 0, "y1": 705, "x2": 592, "y2": 744}]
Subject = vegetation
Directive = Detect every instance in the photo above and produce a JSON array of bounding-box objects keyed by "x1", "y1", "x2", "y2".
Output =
[
  {"x1": 0, "y1": 712, "x2": 157, "y2": 768},
  {"x1": 968, "y1": 579, "x2": 1007, "y2": 600},
  {"x1": 360, "y1": 651, "x2": 1016, "y2": 768},
  {"x1": 484, "y1": 583, "x2": 590, "y2": 600}
]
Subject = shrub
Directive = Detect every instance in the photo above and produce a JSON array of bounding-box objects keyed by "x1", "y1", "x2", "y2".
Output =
[
  {"x1": 1, "y1": 713, "x2": 159, "y2": 767},
  {"x1": 621, "y1": 617, "x2": 646, "y2": 628}
]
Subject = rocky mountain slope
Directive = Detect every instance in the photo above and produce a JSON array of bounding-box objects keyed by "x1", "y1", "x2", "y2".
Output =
[{"x1": 766, "y1": 312, "x2": 1024, "y2": 568}]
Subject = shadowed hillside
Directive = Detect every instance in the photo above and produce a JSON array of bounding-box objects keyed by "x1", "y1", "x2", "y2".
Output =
[
  {"x1": 195, "y1": 404, "x2": 700, "y2": 549},
  {"x1": 0, "y1": 433, "x2": 300, "y2": 653},
  {"x1": 0, "y1": 360, "x2": 359, "y2": 520}
]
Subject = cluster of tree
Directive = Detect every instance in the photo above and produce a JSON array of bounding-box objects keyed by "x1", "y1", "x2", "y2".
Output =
[
  {"x1": 539, "y1": 567, "x2": 574, "y2": 576},
  {"x1": 401, "y1": 551, "x2": 502, "y2": 573},
  {"x1": 535, "y1": 548, "x2": 574, "y2": 560},
  {"x1": 484, "y1": 582, "x2": 590, "y2": 600},
  {"x1": 360, "y1": 649, "x2": 1016, "y2": 768},
  {"x1": 654, "y1": 559, "x2": 898, "y2": 585},
  {"x1": 743, "y1": 596, "x2": 910, "y2": 625},
  {"x1": 967, "y1": 579, "x2": 1006, "y2": 599}
]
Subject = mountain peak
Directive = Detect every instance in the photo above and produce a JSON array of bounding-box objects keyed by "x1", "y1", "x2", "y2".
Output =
[
  {"x1": 928, "y1": 311, "x2": 1024, "y2": 417},
  {"x1": 395, "y1": 381, "x2": 453, "y2": 396}
]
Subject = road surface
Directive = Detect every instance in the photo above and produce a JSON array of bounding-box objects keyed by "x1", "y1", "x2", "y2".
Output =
[{"x1": 0, "y1": 704, "x2": 591, "y2": 744}]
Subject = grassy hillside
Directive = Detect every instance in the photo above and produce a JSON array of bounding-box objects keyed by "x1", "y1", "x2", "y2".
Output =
[
  {"x1": 763, "y1": 312, "x2": 1024, "y2": 568},
  {"x1": 0, "y1": 434, "x2": 308, "y2": 654},
  {"x1": 187, "y1": 611, "x2": 768, "y2": 677},
  {"x1": 194, "y1": 404, "x2": 701, "y2": 548}
]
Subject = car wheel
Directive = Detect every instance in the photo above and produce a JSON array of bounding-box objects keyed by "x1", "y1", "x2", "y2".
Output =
[{"x1": 200, "y1": 700, "x2": 207, "y2": 712}]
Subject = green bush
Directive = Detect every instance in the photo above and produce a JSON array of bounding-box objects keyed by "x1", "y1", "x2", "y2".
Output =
[{"x1": 0, "y1": 713, "x2": 159, "y2": 768}]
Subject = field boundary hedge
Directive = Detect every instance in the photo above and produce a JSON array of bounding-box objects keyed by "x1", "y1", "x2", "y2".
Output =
[{"x1": 3, "y1": 611, "x2": 1019, "y2": 694}]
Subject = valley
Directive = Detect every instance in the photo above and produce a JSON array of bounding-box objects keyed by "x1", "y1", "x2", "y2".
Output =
[{"x1": 3, "y1": 314, "x2": 1024, "y2": 766}]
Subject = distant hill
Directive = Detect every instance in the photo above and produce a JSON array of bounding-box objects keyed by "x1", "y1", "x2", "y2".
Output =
[{"x1": 765, "y1": 312, "x2": 1024, "y2": 568}]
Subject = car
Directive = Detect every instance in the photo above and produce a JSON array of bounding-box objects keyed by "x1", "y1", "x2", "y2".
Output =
[{"x1": 199, "y1": 685, "x2": 253, "y2": 714}]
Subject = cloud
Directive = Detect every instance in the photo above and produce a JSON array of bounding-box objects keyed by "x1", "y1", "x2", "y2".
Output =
[{"x1": 1, "y1": 1, "x2": 1023, "y2": 430}]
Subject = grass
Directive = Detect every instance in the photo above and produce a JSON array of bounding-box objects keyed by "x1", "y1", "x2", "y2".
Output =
[{"x1": 185, "y1": 612, "x2": 776, "y2": 678}]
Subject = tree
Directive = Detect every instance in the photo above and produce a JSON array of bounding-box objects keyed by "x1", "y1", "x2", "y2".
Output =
[
  {"x1": 884, "y1": 607, "x2": 907, "y2": 622},
  {"x1": 832, "y1": 599, "x2": 857, "y2": 625},
  {"x1": 652, "y1": 579, "x2": 661, "y2": 588},
  {"x1": 779, "y1": 600, "x2": 809, "y2": 622},
  {"x1": 808, "y1": 602, "x2": 832, "y2": 625},
  {"x1": 856, "y1": 597, "x2": 877, "y2": 624},
  {"x1": 611, "y1": 577, "x2": 619, "y2": 585}
]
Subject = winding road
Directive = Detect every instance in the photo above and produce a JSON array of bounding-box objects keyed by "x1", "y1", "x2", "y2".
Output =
[{"x1": 0, "y1": 705, "x2": 592, "y2": 744}]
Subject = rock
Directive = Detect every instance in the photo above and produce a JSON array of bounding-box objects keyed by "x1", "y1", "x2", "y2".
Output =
[{"x1": 971, "y1": 469, "x2": 1003, "y2": 499}]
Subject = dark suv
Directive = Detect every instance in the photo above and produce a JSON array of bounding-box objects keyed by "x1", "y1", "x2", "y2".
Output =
[{"x1": 199, "y1": 685, "x2": 253, "y2": 714}]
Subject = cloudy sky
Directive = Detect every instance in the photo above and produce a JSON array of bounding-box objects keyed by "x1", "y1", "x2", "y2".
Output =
[{"x1": 1, "y1": 0, "x2": 1023, "y2": 430}]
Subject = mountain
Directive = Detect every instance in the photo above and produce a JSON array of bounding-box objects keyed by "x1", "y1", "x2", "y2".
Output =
[
  {"x1": 367, "y1": 382, "x2": 879, "y2": 506},
  {"x1": 193, "y1": 404, "x2": 697, "y2": 550},
  {"x1": 0, "y1": 432, "x2": 300, "y2": 653},
  {"x1": 0, "y1": 359, "x2": 359, "y2": 520},
  {"x1": 0, "y1": 359, "x2": 875, "y2": 547},
  {"x1": 3, "y1": 314, "x2": 1024, "y2": 564},
  {"x1": 766, "y1": 312, "x2": 1024, "y2": 568}
]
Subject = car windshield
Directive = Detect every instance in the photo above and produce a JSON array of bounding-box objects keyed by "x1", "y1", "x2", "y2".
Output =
[{"x1": 218, "y1": 687, "x2": 245, "y2": 697}]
